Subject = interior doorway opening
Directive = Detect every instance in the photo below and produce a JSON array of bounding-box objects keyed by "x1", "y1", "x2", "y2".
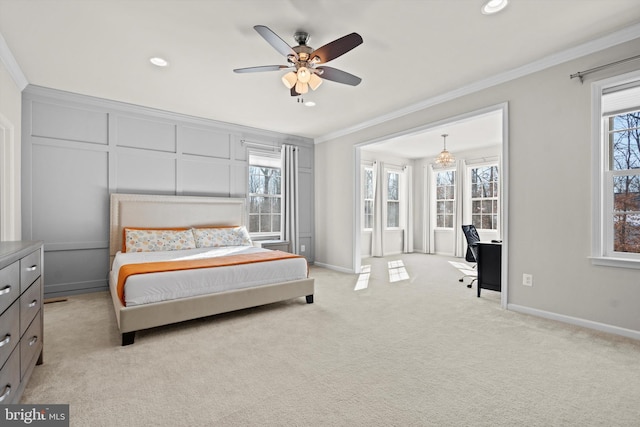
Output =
[{"x1": 353, "y1": 103, "x2": 509, "y2": 307}]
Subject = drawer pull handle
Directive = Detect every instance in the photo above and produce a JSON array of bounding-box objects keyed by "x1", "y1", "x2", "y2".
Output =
[
  {"x1": 0, "y1": 334, "x2": 10, "y2": 347},
  {"x1": 28, "y1": 300, "x2": 38, "y2": 308},
  {"x1": 26, "y1": 265, "x2": 38, "y2": 272},
  {"x1": 0, "y1": 285, "x2": 11, "y2": 296},
  {"x1": 29, "y1": 336, "x2": 38, "y2": 346},
  {"x1": 0, "y1": 385, "x2": 11, "y2": 403}
]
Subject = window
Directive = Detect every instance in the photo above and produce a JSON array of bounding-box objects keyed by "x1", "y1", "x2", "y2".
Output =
[
  {"x1": 387, "y1": 171, "x2": 400, "y2": 228},
  {"x1": 606, "y1": 109, "x2": 640, "y2": 255},
  {"x1": 593, "y1": 71, "x2": 640, "y2": 267},
  {"x1": 248, "y1": 153, "x2": 281, "y2": 235},
  {"x1": 363, "y1": 167, "x2": 374, "y2": 230},
  {"x1": 470, "y1": 165, "x2": 499, "y2": 230},
  {"x1": 436, "y1": 170, "x2": 455, "y2": 228}
]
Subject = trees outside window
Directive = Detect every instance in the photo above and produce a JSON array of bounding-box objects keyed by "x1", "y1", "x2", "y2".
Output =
[
  {"x1": 363, "y1": 167, "x2": 374, "y2": 230},
  {"x1": 470, "y1": 165, "x2": 499, "y2": 230},
  {"x1": 608, "y1": 110, "x2": 640, "y2": 254},
  {"x1": 248, "y1": 165, "x2": 281, "y2": 235},
  {"x1": 387, "y1": 171, "x2": 400, "y2": 228},
  {"x1": 436, "y1": 170, "x2": 455, "y2": 228}
]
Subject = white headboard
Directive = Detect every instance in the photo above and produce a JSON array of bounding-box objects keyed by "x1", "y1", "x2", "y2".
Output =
[{"x1": 109, "y1": 193, "x2": 247, "y2": 260}]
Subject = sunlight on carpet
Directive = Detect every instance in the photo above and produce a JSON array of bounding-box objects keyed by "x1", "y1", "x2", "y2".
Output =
[{"x1": 388, "y1": 260, "x2": 410, "y2": 283}]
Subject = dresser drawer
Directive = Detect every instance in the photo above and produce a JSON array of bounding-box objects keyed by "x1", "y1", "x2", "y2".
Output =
[
  {"x1": 20, "y1": 249, "x2": 41, "y2": 294},
  {"x1": 0, "y1": 301, "x2": 19, "y2": 369},
  {"x1": 0, "y1": 346, "x2": 20, "y2": 404},
  {"x1": 0, "y1": 262, "x2": 19, "y2": 315},
  {"x1": 20, "y1": 277, "x2": 42, "y2": 337},
  {"x1": 20, "y1": 311, "x2": 42, "y2": 379}
]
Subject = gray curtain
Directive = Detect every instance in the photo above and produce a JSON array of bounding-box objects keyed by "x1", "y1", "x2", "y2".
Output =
[{"x1": 281, "y1": 144, "x2": 299, "y2": 254}]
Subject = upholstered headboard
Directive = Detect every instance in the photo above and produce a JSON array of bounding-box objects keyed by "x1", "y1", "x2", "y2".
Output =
[{"x1": 109, "y1": 193, "x2": 247, "y2": 262}]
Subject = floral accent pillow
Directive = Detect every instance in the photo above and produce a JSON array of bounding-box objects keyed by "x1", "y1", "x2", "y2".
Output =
[
  {"x1": 124, "y1": 228, "x2": 196, "y2": 253},
  {"x1": 193, "y1": 226, "x2": 252, "y2": 248}
]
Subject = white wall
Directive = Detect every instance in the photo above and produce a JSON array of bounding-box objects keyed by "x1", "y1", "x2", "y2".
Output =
[
  {"x1": 0, "y1": 58, "x2": 21, "y2": 240},
  {"x1": 315, "y1": 38, "x2": 640, "y2": 335}
]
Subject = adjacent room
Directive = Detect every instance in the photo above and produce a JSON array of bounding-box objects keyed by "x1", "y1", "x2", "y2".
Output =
[{"x1": 1, "y1": 1, "x2": 640, "y2": 425}]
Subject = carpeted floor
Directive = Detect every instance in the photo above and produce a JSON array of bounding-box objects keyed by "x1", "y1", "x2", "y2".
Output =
[{"x1": 21, "y1": 253, "x2": 640, "y2": 426}]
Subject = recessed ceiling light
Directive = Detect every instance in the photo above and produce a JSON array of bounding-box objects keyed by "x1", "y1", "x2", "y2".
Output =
[
  {"x1": 481, "y1": 0, "x2": 508, "y2": 15},
  {"x1": 150, "y1": 57, "x2": 169, "y2": 67},
  {"x1": 305, "y1": 101, "x2": 316, "y2": 107}
]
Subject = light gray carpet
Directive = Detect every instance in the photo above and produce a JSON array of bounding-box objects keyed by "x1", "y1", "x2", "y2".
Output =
[{"x1": 22, "y1": 254, "x2": 640, "y2": 426}]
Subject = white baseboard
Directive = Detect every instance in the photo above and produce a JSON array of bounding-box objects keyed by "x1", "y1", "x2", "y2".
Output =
[
  {"x1": 508, "y1": 304, "x2": 640, "y2": 341},
  {"x1": 312, "y1": 262, "x2": 354, "y2": 274}
]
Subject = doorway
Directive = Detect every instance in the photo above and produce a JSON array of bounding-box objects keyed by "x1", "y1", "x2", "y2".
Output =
[{"x1": 353, "y1": 103, "x2": 509, "y2": 308}]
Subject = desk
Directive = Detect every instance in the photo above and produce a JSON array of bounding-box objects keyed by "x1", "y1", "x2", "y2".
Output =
[{"x1": 477, "y1": 242, "x2": 501, "y2": 297}]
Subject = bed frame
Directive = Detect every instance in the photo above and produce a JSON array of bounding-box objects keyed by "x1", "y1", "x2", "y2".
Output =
[{"x1": 109, "y1": 193, "x2": 314, "y2": 346}]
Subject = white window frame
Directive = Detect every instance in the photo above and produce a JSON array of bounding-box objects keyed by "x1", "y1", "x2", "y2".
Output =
[
  {"x1": 434, "y1": 168, "x2": 456, "y2": 229},
  {"x1": 386, "y1": 169, "x2": 401, "y2": 229},
  {"x1": 248, "y1": 151, "x2": 282, "y2": 239},
  {"x1": 591, "y1": 70, "x2": 640, "y2": 269},
  {"x1": 361, "y1": 165, "x2": 374, "y2": 231},
  {"x1": 468, "y1": 163, "x2": 499, "y2": 231}
]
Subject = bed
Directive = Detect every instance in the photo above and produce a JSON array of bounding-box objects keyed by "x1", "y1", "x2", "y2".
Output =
[{"x1": 108, "y1": 193, "x2": 314, "y2": 346}]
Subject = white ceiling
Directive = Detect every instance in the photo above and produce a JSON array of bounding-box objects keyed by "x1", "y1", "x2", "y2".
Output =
[
  {"x1": 362, "y1": 108, "x2": 503, "y2": 159},
  {"x1": 1, "y1": 0, "x2": 640, "y2": 158}
]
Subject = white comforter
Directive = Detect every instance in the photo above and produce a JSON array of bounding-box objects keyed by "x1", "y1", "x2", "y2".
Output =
[{"x1": 110, "y1": 246, "x2": 308, "y2": 306}]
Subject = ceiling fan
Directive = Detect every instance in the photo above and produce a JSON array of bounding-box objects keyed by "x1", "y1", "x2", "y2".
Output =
[{"x1": 233, "y1": 25, "x2": 363, "y2": 96}]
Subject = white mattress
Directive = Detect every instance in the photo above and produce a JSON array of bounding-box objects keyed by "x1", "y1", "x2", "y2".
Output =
[{"x1": 110, "y1": 246, "x2": 308, "y2": 307}]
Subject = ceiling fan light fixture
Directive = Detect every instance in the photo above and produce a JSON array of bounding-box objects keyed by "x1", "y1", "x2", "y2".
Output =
[
  {"x1": 297, "y1": 67, "x2": 311, "y2": 83},
  {"x1": 234, "y1": 25, "x2": 363, "y2": 96},
  {"x1": 295, "y1": 81, "x2": 309, "y2": 94},
  {"x1": 282, "y1": 71, "x2": 297, "y2": 89},
  {"x1": 308, "y1": 73, "x2": 323, "y2": 90}
]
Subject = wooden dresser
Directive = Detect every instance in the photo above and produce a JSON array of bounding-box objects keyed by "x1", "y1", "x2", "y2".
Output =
[{"x1": 0, "y1": 241, "x2": 44, "y2": 404}]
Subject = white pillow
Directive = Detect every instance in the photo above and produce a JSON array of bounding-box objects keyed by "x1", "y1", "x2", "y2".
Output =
[{"x1": 192, "y1": 226, "x2": 252, "y2": 248}]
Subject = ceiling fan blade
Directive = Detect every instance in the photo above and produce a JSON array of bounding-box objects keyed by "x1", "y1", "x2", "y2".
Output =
[
  {"x1": 290, "y1": 87, "x2": 301, "y2": 97},
  {"x1": 233, "y1": 65, "x2": 289, "y2": 73},
  {"x1": 311, "y1": 33, "x2": 363, "y2": 64},
  {"x1": 254, "y1": 25, "x2": 297, "y2": 58},
  {"x1": 317, "y1": 66, "x2": 362, "y2": 86}
]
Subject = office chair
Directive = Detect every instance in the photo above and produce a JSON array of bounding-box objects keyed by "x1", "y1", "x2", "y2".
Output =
[{"x1": 459, "y1": 224, "x2": 480, "y2": 288}]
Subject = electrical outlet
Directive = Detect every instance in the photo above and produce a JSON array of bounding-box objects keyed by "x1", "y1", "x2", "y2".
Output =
[
  {"x1": 301, "y1": 245, "x2": 306, "y2": 252},
  {"x1": 522, "y1": 273, "x2": 533, "y2": 287}
]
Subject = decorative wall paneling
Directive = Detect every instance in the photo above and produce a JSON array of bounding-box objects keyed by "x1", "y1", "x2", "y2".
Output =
[{"x1": 21, "y1": 86, "x2": 314, "y2": 298}]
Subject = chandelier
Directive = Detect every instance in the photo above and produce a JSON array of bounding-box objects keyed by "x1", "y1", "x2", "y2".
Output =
[{"x1": 435, "y1": 134, "x2": 455, "y2": 167}]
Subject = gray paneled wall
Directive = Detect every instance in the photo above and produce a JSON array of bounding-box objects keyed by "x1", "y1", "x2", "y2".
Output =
[{"x1": 21, "y1": 86, "x2": 314, "y2": 298}]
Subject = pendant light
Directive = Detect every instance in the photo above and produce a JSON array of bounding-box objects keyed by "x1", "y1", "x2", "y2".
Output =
[{"x1": 435, "y1": 134, "x2": 455, "y2": 167}]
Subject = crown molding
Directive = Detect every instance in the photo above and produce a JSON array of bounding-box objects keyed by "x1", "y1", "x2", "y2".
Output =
[
  {"x1": 315, "y1": 22, "x2": 640, "y2": 144},
  {"x1": 0, "y1": 32, "x2": 28, "y2": 90}
]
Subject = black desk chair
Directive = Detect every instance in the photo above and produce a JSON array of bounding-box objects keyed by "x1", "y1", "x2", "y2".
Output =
[{"x1": 459, "y1": 224, "x2": 480, "y2": 288}]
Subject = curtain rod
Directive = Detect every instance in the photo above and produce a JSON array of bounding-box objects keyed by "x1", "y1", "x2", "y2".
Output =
[{"x1": 570, "y1": 54, "x2": 640, "y2": 83}]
